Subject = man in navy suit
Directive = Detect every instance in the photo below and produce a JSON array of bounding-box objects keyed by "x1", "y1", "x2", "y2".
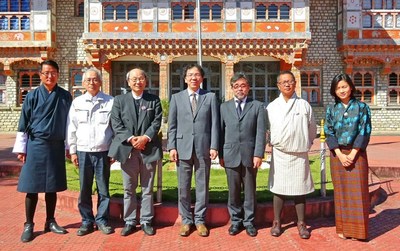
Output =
[
  {"x1": 219, "y1": 72, "x2": 266, "y2": 237},
  {"x1": 167, "y1": 64, "x2": 220, "y2": 237},
  {"x1": 108, "y1": 68, "x2": 162, "y2": 237}
]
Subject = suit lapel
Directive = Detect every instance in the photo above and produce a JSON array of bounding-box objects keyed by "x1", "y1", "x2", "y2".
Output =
[
  {"x1": 228, "y1": 99, "x2": 237, "y2": 119},
  {"x1": 126, "y1": 94, "x2": 138, "y2": 128},
  {"x1": 181, "y1": 90, "x2": 193, "y2": 117},
  {"x1": 137, "y1": 93, "x2": 148, "y2": 127},
  {"x1": 194, "y1": 89, "x2": 207, "y2": 119},
  {"x1": 239, "y1": 98, "x2": 253, "y2": 120}
]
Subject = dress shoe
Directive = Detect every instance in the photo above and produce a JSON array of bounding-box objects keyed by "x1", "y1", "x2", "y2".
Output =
[
  {"x1": 141, "y1": 223, "x2": 155, "y2": 236},
  {"x1": 120, "y1": 224, "x2": 136, "y2": 236},
  {"x1": 179, "y1": 224, "x2": 191, "y2": 237},
  {"x1": 228, "y1": 224, "x2": 242, "y2": 236},
  {"x1": 196, "y1": 223, "x2": 209, "y2": 237},
  {"x1": 297, "y1": 222, "x2": 310, "y2": 239},
  {"x1": 77, "y1": 224, "x2": 94, "y2": 236},
  {"x1": 21, "y1": 222, "x2": 34, "y2": 242},
  {"x1": 97, "y1": 223, "x2": 114, "y2": 235},
  {"x1": 270, "y1": 220, "x2": 282, "y2": 237},
  {"x1": 44, "y1": 220, "x2": 68, "y2": 234},
  {"x1": 245, "y1": 225, "x2": 257, "y2": 237}
]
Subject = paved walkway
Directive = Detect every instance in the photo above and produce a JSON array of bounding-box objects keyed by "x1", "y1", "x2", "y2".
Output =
[{"x1": 1, "y1": 134, "x2": 400, "y2": 250}]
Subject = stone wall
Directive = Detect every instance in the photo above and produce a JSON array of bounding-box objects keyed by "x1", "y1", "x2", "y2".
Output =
[{"x1": 0, "y1": 108, "x2": 20, "y2": 132}]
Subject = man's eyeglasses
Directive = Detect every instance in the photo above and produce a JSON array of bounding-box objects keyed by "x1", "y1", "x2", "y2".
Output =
[
  {"x1": 232, "y1": 84, "x2": 248, "y2": 90},
  {"x1": 84, "y1": 78, "x2": 100, "y2": 83},
  {"x1": 40, "y1": 71, "x2": 58, "y2": 77},
  {"x1": 186, "y1": 73, "x2": 202, "y2": 78},
  {"x1": 279, "y1": 80, "x2": 295, "y2": 86},
  {"x1": 129, "y1": 77, "x2": 146, "y2": 83}
]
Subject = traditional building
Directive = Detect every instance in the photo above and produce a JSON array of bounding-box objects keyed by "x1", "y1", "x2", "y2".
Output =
[{"x1": 0, "y1": 0, "x2": 399, "y2": 133}]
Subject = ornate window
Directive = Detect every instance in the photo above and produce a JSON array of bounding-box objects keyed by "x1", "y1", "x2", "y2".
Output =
[
  {"x1": 256, "y1": 2, "x2": 291, "y2": 20},
  {"x1": 172, "y1": 3, "x2": 195, "y2": 20},
  {"x1": 362, "y1": 0, "x2": 400, "y2": 28},
  {"x1": 200, "y1": 3, "x2": 222, "y2": 20},
  {"x1": 256, "y1": 4, "x2": 266, "y2": 19},
  {"x1": 388, "y1": 72, "x2": 400, "y2": 105},
  {"x1": 301, "y1": 72, "x2": 321, "y2": 105},
  {"x1": 353, "y1": 72, "x2": 374, "y2": 104},
  {"x1": 18, "y1": 70, "x2": 40, "y2": 105},
  {"x1": 0, "y1": 0, "x2": 30, "y2": 12},
  {"x1": 0, "y1": 73, "x2": 6, "y2": 104},
  {"x1": 268, "y1": 4, "x2": 278, "y2": 19},
  {"x1": 75, "y1": 0, "x2": 84, "y2": 17},
  {"x1": 70, "y1": 68, "x2": 85, "y2": 98},
  {"x1": 103, "y1": 3, "x2": 138, "y2": 21}
]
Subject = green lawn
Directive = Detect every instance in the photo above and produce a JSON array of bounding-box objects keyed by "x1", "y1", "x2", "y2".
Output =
[{"x1": 66, "y1": 154, "x2": 333, "y2": 203}]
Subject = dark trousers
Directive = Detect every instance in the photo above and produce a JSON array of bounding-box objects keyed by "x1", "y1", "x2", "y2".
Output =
[
  {"x1": 225, "y1": 164, "x2": 257, "y2": 227},
  {"x1": 77, "y1": 151, "x2": 110, "y2": 225}
]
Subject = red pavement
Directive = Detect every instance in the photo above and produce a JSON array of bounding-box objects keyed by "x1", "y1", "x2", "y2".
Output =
[{"x1": 1, "y1": 133, "x2": 400, "y2": 250}]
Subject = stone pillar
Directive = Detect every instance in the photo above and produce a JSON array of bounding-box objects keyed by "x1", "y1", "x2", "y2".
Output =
[
  {"x1": 224, "y1": 60, "x2": 234, "y2": 100},
  {"x1": 102, "y1": 62, "x2": 111, "y2": 95},
  {"x1": 291, "y1": 66, "x2": 302, "y2": 97},
  {"x1": 159, "y1": 59, "x2": 168, "y2": 100}
]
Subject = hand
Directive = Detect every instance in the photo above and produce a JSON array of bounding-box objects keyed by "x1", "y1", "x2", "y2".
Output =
[
  {"x1": 65, "y1": 149, "x2": 71, "y2": 160},
  {"x1": 109, "y1": 157, "x2": 116, "y2": 165},
  {"x1": 219, "y1": 158, "x2": 225, "y2": 168},
  {"x1": 71, "y1": 154, "x2": 79, "y2": 167},
  {"x1": 338, "y1": 151, "x2": 353, "y2": 167},
  {"x1": 17, "y1": 153, "x2": 26, "y2": 163},
  {"x1": 253, "y1": 157, "x2": 262, "y2": 169},
  {"x1": 169, "y1": 149, "x2": 178, "y2": 162},
  {"x1": 130, "y1": 136, "x2": 148, "y2": 150},
  {"x1": 210, "y1": 149, "x2": 218, "y2": 160}
]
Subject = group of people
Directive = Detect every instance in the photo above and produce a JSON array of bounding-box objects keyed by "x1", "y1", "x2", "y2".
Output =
[{"x1": 13, "y1": 60, "x2": 372, "y2": 243}]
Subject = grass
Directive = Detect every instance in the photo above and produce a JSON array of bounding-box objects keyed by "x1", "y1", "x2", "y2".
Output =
[{"x1": 66, "y1": 154, "x2": 333, "y2": 203}]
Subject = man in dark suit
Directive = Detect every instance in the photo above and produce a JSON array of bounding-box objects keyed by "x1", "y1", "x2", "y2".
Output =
[
  {"x1": 108, "y1": 68, "x2": 162, "y2": 237},
  {"x1": 219, "y1": 72, "x2": 266, "y2": 237},
  {"x1": 167, "y1": 64, "x2": 220, "y2": 237}
]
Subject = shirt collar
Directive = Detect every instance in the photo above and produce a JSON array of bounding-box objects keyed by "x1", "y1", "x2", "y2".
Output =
[
  {"x1": 131, "y1": 92, "x2": 143, "y2": 100},
  {"x1": 234, "y1": 96, "x2": 247, "y2": 103},
  {"x1": 84, "y1": 91, "x2": 104, "y2": 102},
  {"x1": 188, "y1": 89, "x2": 200, "y2": 96}
]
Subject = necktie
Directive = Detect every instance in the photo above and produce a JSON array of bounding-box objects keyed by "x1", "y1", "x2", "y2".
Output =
[
  {"x1": 191, "y1": 93, "x2": 197, "y2": 117},
  {"x1": 135, "y1": 99, "x2": 141, "y2": 118},
  {"x1": 236, "y1": 99, "x2": 242, "y2": 117}
]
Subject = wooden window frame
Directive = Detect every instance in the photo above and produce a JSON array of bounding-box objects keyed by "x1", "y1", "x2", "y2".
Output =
[{"x1": 300, "y1": 71, "x2": 322, "y2": 105}]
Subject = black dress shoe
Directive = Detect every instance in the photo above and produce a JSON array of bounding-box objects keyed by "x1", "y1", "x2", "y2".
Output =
[
  {"x1": 21, "y1": 222, "x2": 34, "y2": 242},
  {"x1": 141, "y1": 223, "x2": 155, "y2": 236},
  {"x1": 245, "y1": 225, "x2": 257, "y2": 237},
  {"x1": 44, "y1": 220, "x2": 68, "y2": 234},
  {"x1": 228, "y1": 224, "x2": 242, "y2": 236},
  {"x1": 77, "y1": 224, "x2": 94, "y2": 236},
  {"x1": 97, "y1": 223, "x2": 114, "y2": 235},
  {"x1": 120, "y1": 224, "x2": 136, "y2": 236}
]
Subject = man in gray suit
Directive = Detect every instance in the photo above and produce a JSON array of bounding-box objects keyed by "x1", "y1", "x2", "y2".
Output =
[
  {"x1": 108, "y1": 68, "x2": 162, "y2": 237},
  {"x1": 219, "y1": 72, "x2": 266, "y2": 237},
  {"x1": 167, "y1": 64, "x2": 220, "y2": 237}
]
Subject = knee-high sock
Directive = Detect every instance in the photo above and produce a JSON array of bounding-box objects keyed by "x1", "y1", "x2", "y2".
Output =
[
  {"x1": 294, "y1": 195, "x2": 306, "y2": 223},
  {"x1": 45, "y1": 192, "x2": 57, "y2": 221},
  {"x1": 25, "y1": 193, "x2": 38, "y2": 224}
]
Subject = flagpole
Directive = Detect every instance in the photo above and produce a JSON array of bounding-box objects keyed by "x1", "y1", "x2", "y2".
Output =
[{"x1": 196, "y1": 0, "x2": 202, "y2": 66}]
